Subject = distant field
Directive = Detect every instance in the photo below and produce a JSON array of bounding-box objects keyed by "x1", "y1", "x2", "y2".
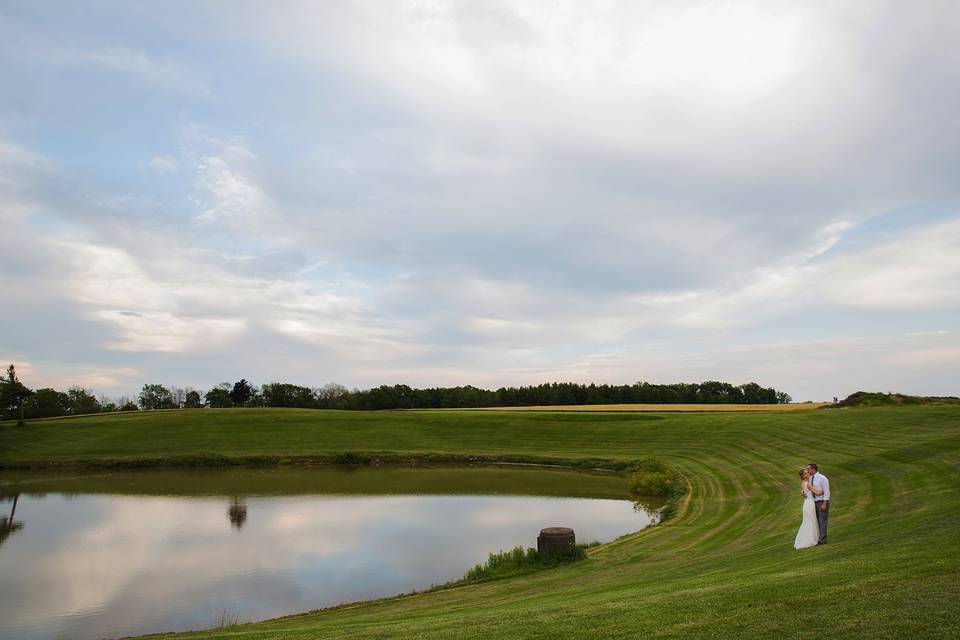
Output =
[{"x1": 464, "y1": 402, "x2": 831, "y2": 412}]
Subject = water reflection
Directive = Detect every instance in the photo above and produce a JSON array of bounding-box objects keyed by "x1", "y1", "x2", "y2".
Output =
[
  {"x1": 227, "y1": 497, "x2": 248, "y2": 530},
  {"x1": 0, "y1": 468, "x2": 659, "y2": 640},
  {"x1": 0, "y1": 495, "x2": 24, "y2": 547}
]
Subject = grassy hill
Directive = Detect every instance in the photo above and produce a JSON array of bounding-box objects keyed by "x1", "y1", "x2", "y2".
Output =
[
  {"x1": 1, "y1": 406, "x2": 959, "y2": 639},
  {"x1": 836, "y1": 391, "x2": 960, "y2": 407}
]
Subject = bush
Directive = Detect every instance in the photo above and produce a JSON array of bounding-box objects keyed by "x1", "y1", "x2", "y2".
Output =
[
  {"x1": 461, "y1": 544, "x2": 589, "y2": 583},
  {"x1": 629, "y1": 457, "x2": 676, "y2": 497}
]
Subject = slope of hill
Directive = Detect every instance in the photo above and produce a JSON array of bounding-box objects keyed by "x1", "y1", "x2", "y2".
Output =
[
  {"x1": 1, "y1": 406, "x2": 958, "y2": 639},
  {"x1": 836, "y1": 391, "x2": 960, "y2": 407}
]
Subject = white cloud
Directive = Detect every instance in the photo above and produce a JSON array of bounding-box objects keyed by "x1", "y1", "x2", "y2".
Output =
[
  {"x1": 225, "y1": 2, "x2": 854, "y2": 160},
  {"x1": 44, "y1": 230, "x2": 405, "y2": 359},
  {"x1": 146, "y1": 155, "x2": 179, "y2": 174},
  {"x1": 0, "y1": 359, "x2": 139, "y2": 392},
  {"x1": 615, "y1": 217, "x2": 960, "y2": 331},
  {"x1": 95, "y1": 310, "x2": 247, "y2": 353},
  {"x1": 821, "y1": 219, "x2": 960, "y2": 310},
  {"x1": 194, "y1": 146, "x2": 267, "y2": 224},
  {"x1": 56, "y1": 241, "x2": 178, "y2": 311}
]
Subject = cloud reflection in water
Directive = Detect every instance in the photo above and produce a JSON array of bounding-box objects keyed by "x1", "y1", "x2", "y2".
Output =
[{"x1": 0, "y1": 492, "x2": 655, "y2": 640}]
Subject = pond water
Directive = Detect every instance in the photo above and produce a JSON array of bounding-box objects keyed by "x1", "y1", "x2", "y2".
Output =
[{"x1": 0, "y1": 466, "x2": 659, "y2": 640}]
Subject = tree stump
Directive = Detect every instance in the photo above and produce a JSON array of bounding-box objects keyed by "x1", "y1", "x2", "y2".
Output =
[{"x1": 537, "y1": 527, "x2": 575, "y2": 556}]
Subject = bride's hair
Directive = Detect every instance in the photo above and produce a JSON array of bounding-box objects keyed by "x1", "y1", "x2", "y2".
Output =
[{"x1": 798, "y1": 468, "x2": 807, "y2": 479}]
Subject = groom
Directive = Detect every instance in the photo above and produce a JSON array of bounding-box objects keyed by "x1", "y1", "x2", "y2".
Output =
[{"x1": 806, "y1": 463, "x2": 831, "y2": 544}]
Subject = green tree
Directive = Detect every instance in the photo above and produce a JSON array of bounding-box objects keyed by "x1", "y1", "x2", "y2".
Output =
[
  {"x1": 66, "y1": 387, "x2": 101, "y2": 415},
  {"x1": 775, "y1": 391, "x2": 793, "y2": 404},
  {"x1": 24, "y1": 388, "x2": 69, "y2": 418},
  {"x1": 184, "y1": 390, "x2": 203, "y2": 408},
  {"x1": 205, "y1": 384, "x2": 233, "y2": 408},
  {"x1": 138, "y1": 384, "x2": 174, "y2": 410},
  {"x1": 230, "y1": 379, "x2": 252, "y2": 406},
  {"x1": 262, "y1": 383, "x2": 316, "y2": 408},
  {"x1": 0, "y1": 364, "x2": 34, "y2": 426}
]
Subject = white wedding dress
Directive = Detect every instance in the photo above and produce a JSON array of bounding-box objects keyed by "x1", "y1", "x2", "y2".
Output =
[{"x1": 794, "y1": 482, "x2": 819, "y2": 549}]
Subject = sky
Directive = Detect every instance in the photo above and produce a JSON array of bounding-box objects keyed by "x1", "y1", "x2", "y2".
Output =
[{"x1": 1, "y1": 1, "x2": 959, "y2": 402}]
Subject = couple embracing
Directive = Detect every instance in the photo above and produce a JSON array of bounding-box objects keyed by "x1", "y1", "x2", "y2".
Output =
[{"x1": 794, "y1": 463, "x2": 830, "y2": 549}]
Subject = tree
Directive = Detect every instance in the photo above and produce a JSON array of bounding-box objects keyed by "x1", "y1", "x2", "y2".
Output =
[
  {"x1": 247, "y1": 385, "x2": 266, "y2": 407},
  {"x1": 776, "y1": 391, "x2": 793, "y2": 405},
  {"x1": 205, "y1": 383, "x2": 233, "y2": 408},
  {"x1": 119, "y1": 401, "x2": 139, "y2": 412},
  {"x1": 98, "y1": 396, "x2": 118, "y2": 412},
  {"x1": 230, "y1": 379, "x2": 252, "y2": 406},
  {"x1": 24, "y1": 388, "x2": 69, "y2": 419},
  {"x1": 170, "y1": 387, "x2": 187, "y2": 409},
  {"x1": 184, "y1": 390, "x2": 203, "y2": 408},
  {"x1": 0, "y1": 364, "x2": 33, "y2": 426},
  {"x1": 262, "y1": 383, "x2": 316, "y2": 408},
  {"x1": 315, "y1": 382, "x2": 349, "y2": 408},
  {"x1": 66, "y1": 387, "x2": 101, "y2": 415},
  {"x1": 317, "y1": 382, "x2": 348, "y2": 400},
  {"x1": 138, "y1": 384, "x2": 174, "y2": 410}
]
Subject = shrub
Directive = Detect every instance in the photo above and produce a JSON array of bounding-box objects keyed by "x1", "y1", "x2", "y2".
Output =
[
  {"x1": 629, "y1": 457, "x2": 675, "y2": 497},
  {"x1": 631, "y1": 470, "x2": 674, "y2": 496},
  {"x1": 461, "y1": 544, "x2": 589, "y2": 583}
]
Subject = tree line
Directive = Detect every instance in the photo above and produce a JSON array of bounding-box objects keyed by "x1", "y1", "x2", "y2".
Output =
[
  {"x1": 321, "y1": 380, "x2": 791, "y2": 410},
  {"x1": 1, "y1": 364, "x2": 792, "y2": 423}
]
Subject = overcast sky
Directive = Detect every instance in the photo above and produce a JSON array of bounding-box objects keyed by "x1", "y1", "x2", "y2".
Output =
[{"x1": 2, "y1": 1, "x2": 959, "y2": 401}]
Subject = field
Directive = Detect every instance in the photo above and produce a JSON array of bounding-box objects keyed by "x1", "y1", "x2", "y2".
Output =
[
  {"x1": 1, "y1": 406, "x2": 958, "y2": 639},
  {"x1": 465, "y1": 402, "x2": 831, "y2": 412}
]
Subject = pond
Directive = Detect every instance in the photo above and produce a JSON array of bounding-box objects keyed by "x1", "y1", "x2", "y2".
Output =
[{"x1": 0, "y1": 465, "x2": 661, "y2": 640}]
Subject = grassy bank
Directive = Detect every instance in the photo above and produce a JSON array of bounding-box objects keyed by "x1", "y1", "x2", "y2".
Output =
[
  {"x1": 468, "y1": 402, "x2": 830, "y2": 411},
  {"x1": 0, "y1": 465, "x2": 643, "y2": 501},
  {"x1": 1, "y1": 406, "x2": 959, "y2": 638}
]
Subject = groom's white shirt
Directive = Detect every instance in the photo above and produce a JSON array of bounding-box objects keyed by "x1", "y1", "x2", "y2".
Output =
[{"x1": 811, "y1": 472, "x2": 830, "y2": 501}]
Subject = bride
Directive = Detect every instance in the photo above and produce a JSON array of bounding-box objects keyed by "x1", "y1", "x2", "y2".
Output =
[{"x1": 794, "y1": 468, "x2": 819, "y2": 549}]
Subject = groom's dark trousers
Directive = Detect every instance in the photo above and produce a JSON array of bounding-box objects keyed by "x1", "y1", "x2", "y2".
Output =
[{"x1": 815, "y1": 500, "x2": 829, "y2": 544}]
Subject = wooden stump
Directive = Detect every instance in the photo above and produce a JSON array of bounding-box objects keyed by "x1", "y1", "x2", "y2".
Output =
[{"x1": 538, "y1": 527, "x2": 575, "y2": 556}]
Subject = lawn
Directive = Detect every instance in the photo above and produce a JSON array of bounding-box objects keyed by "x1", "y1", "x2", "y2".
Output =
[
  {"x1": 1, "y1": 405, "x2": 958, "y2": 639},
  {"x1": 467, "y1": 402, "x2": 831, "y2": 411}
]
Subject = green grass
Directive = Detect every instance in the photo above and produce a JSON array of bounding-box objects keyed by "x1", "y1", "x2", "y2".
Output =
[
  {"x1": 2, "y1": 405, "x2": 959, "y2": 639},
  {"x1": 455, "y1": 543, "x2": 592, "y2": 584}
]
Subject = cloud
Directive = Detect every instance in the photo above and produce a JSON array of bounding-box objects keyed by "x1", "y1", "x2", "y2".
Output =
[
  {"x1": 821, "y1": 219, "x2": 960, "y2": 310},
  {"x1": 193, "y1": 143, "x2": 268, "y2": 224},
  {"x1": 50, "y1": 235, "x2": 402, "y2": 357},
  {"x1": 0, "y1": 359, "x2": 139, "y2": 392},
  {"x1": 146, "y1": 155, "x2": 179, "y2": 174},
  {"x1": 95, "y1": 310, "x2": 247, "y2": 353},
  {"x1": 175, "y1": 1, "x2": 959, "y2": 312},
  {"x1": 1, "y1": 4, "x2": 958, "y2": 399}
]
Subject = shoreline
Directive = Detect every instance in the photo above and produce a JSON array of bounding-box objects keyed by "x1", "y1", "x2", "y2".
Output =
[{"x1": 0, "y1": 451, "x2": 636, "y2": 472}]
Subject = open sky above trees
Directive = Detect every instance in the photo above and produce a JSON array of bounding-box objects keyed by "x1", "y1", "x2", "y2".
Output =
[{"x1": 2, "y1": 1, "x2": 959, "y2": 402}]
